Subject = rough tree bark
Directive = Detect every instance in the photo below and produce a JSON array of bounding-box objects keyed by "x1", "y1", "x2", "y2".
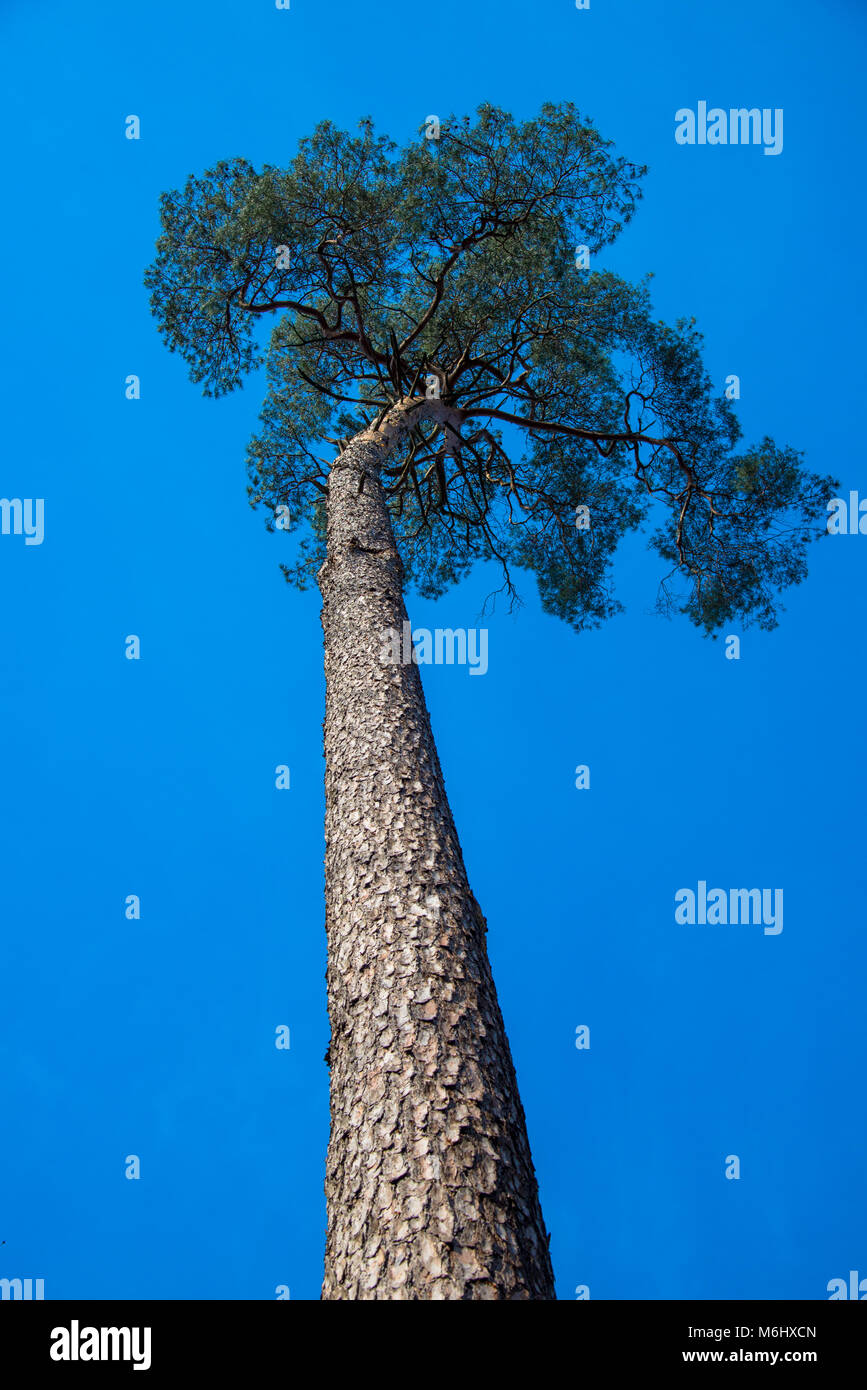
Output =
[{"x1": 318, "y1": 401, "x2": 555, "y2": 1300}]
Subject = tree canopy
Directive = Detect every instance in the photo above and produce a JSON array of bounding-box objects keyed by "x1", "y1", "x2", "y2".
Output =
[{"x1": 145, "y1": 102, "x2": 834, "y2": 632}]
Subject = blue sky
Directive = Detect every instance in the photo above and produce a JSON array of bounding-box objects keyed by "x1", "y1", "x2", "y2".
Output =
[{"x1": 0, "y1": 0, "x2": 864, "y2": 1300}]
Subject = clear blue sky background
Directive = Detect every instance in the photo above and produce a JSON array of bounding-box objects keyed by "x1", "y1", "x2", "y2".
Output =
[{"x1": 1, "y1": 0, "x2": 864, "y2": 1301}]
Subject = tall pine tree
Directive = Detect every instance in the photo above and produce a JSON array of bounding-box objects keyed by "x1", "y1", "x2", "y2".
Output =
[{"x1": 146, "y1": 103, "x2": 833, "y2": 1299}]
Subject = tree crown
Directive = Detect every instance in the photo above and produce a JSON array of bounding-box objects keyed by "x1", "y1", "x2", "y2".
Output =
[{"x1": 145, "y1": 102, "x2": 834, "y2": 632}]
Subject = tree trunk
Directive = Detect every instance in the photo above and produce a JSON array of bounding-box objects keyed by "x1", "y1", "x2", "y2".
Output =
[{"x1": 317, "y1": 409, "x2": 555, "y2": 1300}]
